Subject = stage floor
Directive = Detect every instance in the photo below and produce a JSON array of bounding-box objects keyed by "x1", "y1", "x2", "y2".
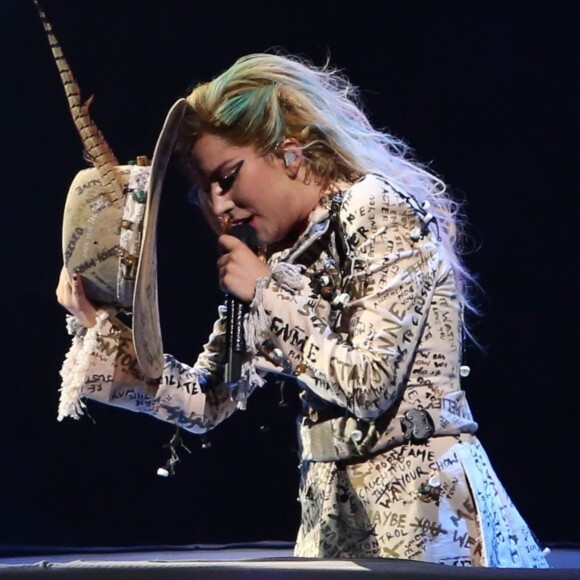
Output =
[{"x1": 1, "y1": 543, "x2": 579, "y2": 579}]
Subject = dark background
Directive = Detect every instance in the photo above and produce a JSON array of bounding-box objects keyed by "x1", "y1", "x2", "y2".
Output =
[{"x1": 0, "y1": 0, "x2": 577, "y2": 550}]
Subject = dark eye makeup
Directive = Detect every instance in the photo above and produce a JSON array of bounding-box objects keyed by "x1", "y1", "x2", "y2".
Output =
[{"x1": 217, "y1": 160, "x2": 244, "y2": 193}]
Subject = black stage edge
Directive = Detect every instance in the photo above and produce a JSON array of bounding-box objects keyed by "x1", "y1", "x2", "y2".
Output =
[
  {"x1": 1, "y1": 544, "x2": 579, "y2": 579},
  {"x1": 2, "y1": 559, "x2": 580, "y2": 579}
]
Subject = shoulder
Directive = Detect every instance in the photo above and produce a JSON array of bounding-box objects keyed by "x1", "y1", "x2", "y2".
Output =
[
  {"x1": 340, "y1": 173, "x2": 393, "y2": 210},
  {"x1": 334, "y1": 174, "x2": 440, "y2": 252},
  {"x1": 338, "y1": 173, "x2": 416, "y2": 232}
]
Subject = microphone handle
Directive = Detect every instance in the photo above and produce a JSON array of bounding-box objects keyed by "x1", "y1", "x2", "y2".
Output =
[
  {"x1": 225, "y1": 293, "x2": 247, "y2": 385},
  {"x1": 223, "y1": 222, "x2": 259, "y2": 385}
]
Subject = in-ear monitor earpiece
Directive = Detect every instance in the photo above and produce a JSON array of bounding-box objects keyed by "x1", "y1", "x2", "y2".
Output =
[{"x1": 283, "y1": 151, "x2": 297, "y2": 167}]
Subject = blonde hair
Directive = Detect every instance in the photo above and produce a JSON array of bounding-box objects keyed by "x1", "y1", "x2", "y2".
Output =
[{"x1": 178, "y1": 53, "x2": 476, "y2": 312}]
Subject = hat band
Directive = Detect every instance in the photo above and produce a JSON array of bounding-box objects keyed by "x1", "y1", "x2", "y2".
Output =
[{"x1": 116, "y1": 165, "x2": 152, "y2": 307}]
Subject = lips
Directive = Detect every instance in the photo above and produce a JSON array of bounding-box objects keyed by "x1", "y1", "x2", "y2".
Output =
[{"x1": 232, "y1": 216, "x2": 255, "y2": 227}]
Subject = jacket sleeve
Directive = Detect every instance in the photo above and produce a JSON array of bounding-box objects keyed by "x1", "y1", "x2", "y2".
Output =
[
  {"x1": 247, "y1": 175, "x2": 442, "y2": 420},
  {"x1": 58, "y1": 306, "x2": 241, "y2": 433}
]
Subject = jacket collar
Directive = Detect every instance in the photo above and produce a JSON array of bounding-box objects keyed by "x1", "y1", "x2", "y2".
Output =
[{"x1": 286, "y1": 202, "x2": 331, "y2": 264}]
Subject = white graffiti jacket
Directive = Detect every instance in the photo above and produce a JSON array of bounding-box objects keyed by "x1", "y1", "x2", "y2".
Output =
[
  {"x1": 59, "y1": 174, "x2": 551, "y2": 566},
  {"x1": 60, "y1": 173, "x2": 478, "y2": 460}
]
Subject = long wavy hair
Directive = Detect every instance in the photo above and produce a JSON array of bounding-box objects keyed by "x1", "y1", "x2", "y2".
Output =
[{"x1": 177, "y1": 52, "x2": 476, "y2": 313}]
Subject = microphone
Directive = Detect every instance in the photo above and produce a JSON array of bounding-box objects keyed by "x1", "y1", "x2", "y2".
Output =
[{"x1": 224, "y1": 222, "x2": 259, "y2": 385}]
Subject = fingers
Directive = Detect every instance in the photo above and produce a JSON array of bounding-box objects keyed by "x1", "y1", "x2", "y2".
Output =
[
  {"x1": 58, "y1": 265, "x2": 70, "y2": 287},
  {"x1": 215, "y1": 238, "x2": 270, "y2": 301},
  {"x1": 56, "y1": 266, "x2": 72, "y2": 306},
  {"x1": 218, "y1": 234, "x2": 245, "y2": 253},
  {"x1": 57, "y1": 265, "x2": 70, "y2": 293},
  {"x1": 71, "y1": 272, "x2": 86, "y2": 300},
  {"x1": 56, "y1": 267, "x2": 84, "y2": 305},
  {"x1": 55, "y1": 266, "x2": 97, "y2": 328},
  {"x1": 217, "y1": 234, "x2": 248, "y2": 280}
]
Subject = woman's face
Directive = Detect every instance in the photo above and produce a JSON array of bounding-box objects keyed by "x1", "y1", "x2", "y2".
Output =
[{"x1": 191, "y1": 133, "x2": 319, "y2": 245}]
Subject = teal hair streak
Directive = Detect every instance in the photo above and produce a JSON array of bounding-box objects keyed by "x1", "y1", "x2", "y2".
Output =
[{"x1": 213, "y1": 84, "x2": 285, "y2": 151}]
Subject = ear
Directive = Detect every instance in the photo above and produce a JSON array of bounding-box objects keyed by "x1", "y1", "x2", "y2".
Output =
[{"x1": 277, "y1": 138, "x2": 303, "y2": 178}]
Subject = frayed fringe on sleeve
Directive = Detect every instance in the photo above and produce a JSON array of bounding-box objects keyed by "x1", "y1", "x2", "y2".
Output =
[
  {"x1": 233, "y1": 363, "x2": 267, "y2": 411},
  {"x1": 234, "y1": 262, "x2": 305, "y2": 408},
  {"x1": 58, "y1": 311, "x2": 109, "y2": 421},
  {"x1": 65, "y1": 315, "x2": 86, "y2": 337},
  {"x1": 244, "y1": 262, "x2": 305, "y2": 356}
]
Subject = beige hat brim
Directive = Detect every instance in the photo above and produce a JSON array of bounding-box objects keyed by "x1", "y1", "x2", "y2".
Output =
[{"x1": 133, "y1": 99, "x2": 188, "y2": 379}]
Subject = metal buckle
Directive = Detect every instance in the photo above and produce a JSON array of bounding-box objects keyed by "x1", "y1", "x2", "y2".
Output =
[{"x1": 400, "y1": 408, "x2": 435, "y2": 442}]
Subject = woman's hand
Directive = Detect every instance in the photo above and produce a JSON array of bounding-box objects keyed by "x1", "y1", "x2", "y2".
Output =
[
  {"x1": 56, "y1": 266, "x2": 97, "y2": 328},
  {"x1": 217, "y1": 235, "x2": 271, "y2": 302}
]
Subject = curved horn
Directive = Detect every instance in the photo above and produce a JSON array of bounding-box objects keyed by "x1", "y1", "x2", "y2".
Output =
[{"x1": 33, "y1": 0, "x2": 123, "y2": 202}]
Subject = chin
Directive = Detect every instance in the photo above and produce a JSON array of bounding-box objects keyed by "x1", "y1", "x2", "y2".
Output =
[
  {"x1": 255, "y1": 227, "x2": 276, "y2": 245},
  {"x1": 257, "y1": 223, "x2": 291, "y2": 247},
  {"x1": 258, "y1": 235, "x2": 276, "y2": 246},
  {"x1": 263, "y1": 229, "x2": 288, "y2": 245}
]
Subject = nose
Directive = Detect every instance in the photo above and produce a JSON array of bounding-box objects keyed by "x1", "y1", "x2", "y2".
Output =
[{"x1": 209, "y1": 183, "x2": 235, "y2": 218}]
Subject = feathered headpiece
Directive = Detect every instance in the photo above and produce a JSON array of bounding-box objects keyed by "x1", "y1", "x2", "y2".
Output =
[{"x1": 35, "y1": 0, "x2": 186, "y2": 380}]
